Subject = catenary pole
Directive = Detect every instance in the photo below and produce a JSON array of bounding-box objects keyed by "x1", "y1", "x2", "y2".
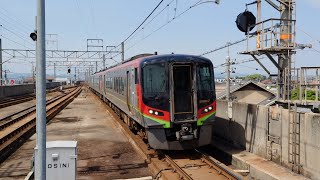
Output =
[
  {"x1": 121, "y1": 42, "x2": 124, "y2": 62},
  {"x1": 35, "y1": 0, "x2": 47, "y2": 179},
  {"x1": 226, "y1": 56, "x2": 230, "y2": 102},
  {"x1": 53, "y1": 63, "x2": 56, "y2": 80},
  {"x1": 0, "y1": 39, "x2": 2, "y2": 86},
  {"x1": 103, "y1": 54, "x2": 106, "y2": 70}
]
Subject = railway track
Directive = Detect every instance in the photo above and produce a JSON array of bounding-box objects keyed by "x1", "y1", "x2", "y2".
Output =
[
  {"x1": 90, "y1": 87, "x2": 244, "y2": 180},
  {"x1": 0, "y1": 86, "x2": 76, "y2": 109},
  {"x1": 0, "y1": 86, "x2": 82, "y2": 163},
  {"x1": 159, "y1": 149, "x2": 243, "y2": 180},
  {"x1": 0, "y1": 94, "x2": 35, "y2": 109}
]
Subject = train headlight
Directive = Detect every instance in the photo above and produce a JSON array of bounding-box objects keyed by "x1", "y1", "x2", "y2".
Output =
[
  {"x1": 208, "y1": 106, "x2": 213, "y2": 111},
  {"x1": 148, "y1": 109, "x2": 164, "y2": 116},
  {"x1": 204, "y1": 108, "x2": 208, "y2": 113}
]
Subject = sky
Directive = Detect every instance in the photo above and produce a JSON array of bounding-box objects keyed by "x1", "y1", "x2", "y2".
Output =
[{"x1": 0, "y1": 0, "x2": 319, "y2": 78}]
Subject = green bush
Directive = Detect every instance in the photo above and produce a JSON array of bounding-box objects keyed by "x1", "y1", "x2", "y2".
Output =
[
  {"x1": 291, "y1": 88, "x2": 320, "y2": 101},
  {"x1": 244, "y1": 74, "x2": 267, "y2": 81}
]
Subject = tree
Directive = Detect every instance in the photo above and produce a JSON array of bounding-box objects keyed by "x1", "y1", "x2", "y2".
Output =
[
  {"x1": 245, "y1": 74, "x2": 266, "y2": 81},
  {"x1": 291, "y1": 88, "x2": 320, "y2": 101}
]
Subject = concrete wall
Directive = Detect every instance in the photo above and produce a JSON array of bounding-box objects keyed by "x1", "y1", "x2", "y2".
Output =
[
  {"x1": 213, "y1": 100, "x2": 268, "y2": 157},
  {"x1": 232, "y1": 90, "x2": 273, "y2": 104},
  {"x1": 213, "y1": 100, "x2": 320, "y2": 179},
  {"x1": 0, "y1": 82, "x2": 62, "y2": 98}
]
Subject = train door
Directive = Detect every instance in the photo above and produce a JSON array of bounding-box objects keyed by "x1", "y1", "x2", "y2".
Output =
[
  {"x1": 172, "y1": 64, "x2": 194, "y2": 120},
  {"x1": 126, "y1": 71, "x2": 132, "y2": 113},
  {"x1": 99, "y1": 75, "x2": 102, "y2": 92},
  {"x1": 103, "y1": 75, "x2": 106, "y2": 95}
]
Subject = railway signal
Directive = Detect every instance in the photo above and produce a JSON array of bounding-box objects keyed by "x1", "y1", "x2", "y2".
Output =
[
  {"x1": 30, "y1": 31, "x2": 37, "y2": 41},
  {"x1": 235, "y1": 10, "x2": 256, "y2": 34},
  {"x1": 68, "y1": 68, "x2": 71, "y2": 74}
]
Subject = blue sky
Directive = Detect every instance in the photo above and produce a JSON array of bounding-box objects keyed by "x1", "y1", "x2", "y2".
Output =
[{"x1": 0, "y1": 0, "x2": 319, "y2": 77}]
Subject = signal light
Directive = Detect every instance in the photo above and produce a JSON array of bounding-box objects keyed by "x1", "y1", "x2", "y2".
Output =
[
  {"x1": 236, "y1": 10, "x2": 256, "y2": 34},
  {"x1": 68, "y1": 68, "x2": 71, "y2": 73},
  {"x1": 30, "y1": 31, "x2": 37, "y2": 41}
]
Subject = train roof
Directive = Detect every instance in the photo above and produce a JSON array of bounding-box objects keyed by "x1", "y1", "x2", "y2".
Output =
[
  {"x1": 140, "y1": 54, "x2": 212, "y2": 64},
  {"x1": 94, "y1": 54, "x2": 212, "y2": 75}
]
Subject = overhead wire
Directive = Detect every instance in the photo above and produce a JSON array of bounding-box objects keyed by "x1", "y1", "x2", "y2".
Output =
[
  {"x1": 109, "y1": 0, "x2": 206, "y2": 62},
  {"x1": 296, "y1": 27, "x2": 320, "y2": 54},
  {"x1": 0, "y1": 8, "x2": 34, "y2": 31},
  {"x1": 125, "y1": 0, "x2": 203, "y2": 52},
  {"x1": 105, "y1": 0, "x2": 166, "y2": 61},
  {"x1": 126, "y1": 0, "x2": 176, "y2": 44},
  {"x1": 122, "y1": 0, "x2": 165, "y2": 44},
  {"x1": 297, "y1": 27, "x2": 320, "y2": 44},
  {"x1": 0, "y1": 25, "x2": 34, "y2": 48},
  {"x1": 214, "y1": 57, "x2": 265, "y2": 69},
  {"x1": 0, "y1": 35, "x2": 31, "y2": 49},
  {"x1": 200, "y1": 36, "x2": 255, "y2": 56},
  {"x1": 237, "y1": 64, "x2": 262, "y2": 71},
  {"x1": 0, "y1": 15, "x2": 31, "y2": 35},
  {"x1": 311, "y1": 48, "x2": 320, "y2": 54}
]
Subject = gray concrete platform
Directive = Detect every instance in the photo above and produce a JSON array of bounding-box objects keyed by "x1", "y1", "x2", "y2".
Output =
[
  {"x1": 211, "y1": 140, "x2": 309, "y2": 180},
  {"x1": 0, "y1": 88, "x2": 151, "y2": 180}
]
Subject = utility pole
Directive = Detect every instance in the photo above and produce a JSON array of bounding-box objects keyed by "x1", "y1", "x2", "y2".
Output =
[
  {"x1": 0, "y1": 38, "x2": 2, "y2": 86},
  {"x1": 35, "y1": 0, "x2": 47, "y2": 179},
  {"x1": 226, "y1": 56, "x2": 233, "y2": 120},
  {"x1": 95, "y1": 61, "x2": 98, "y2": 73},
  {"x1": 226, "y1": 56, "x2": 230, "y2": 102},
  {"x1": 77, "y1": 68, "x2": 79, "y2": 81},
  {"x1": 103, "y1": 54, "x2": 106, "y2": 70},
  {"x1": 121, "y1": 42, "x2": 125, "y2": 62},
  {"x1": 4, "y1": 70, "x2": 7, "y2": 85},
  {"x1": 316, "y1": 69, "x2": 319, "y2": 108},
  {"x1": 31, "y1": 62, "x2": 35, "y2": 83},
  {"x1": 85, "y1": 69, "x2": 87, "y2": 82},
  {"x1": 53, "y1": 62, "x2": 56, "y2": 81},
  {"x1": 74, "y1": 67, "x2": 76, "y2": 82}
]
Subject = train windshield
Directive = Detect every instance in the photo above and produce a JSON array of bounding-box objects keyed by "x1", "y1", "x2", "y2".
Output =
[
  {"x1": 142, "y1": 63, "x2": 169, "y2": 111},
  {"x1": 197, "y1": 63, "x2": 214, "y2": 109}
]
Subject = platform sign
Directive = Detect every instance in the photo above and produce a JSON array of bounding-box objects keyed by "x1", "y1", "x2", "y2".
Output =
[{"x1": 35, "y1": 141, "x2": 77, "y2": 180}]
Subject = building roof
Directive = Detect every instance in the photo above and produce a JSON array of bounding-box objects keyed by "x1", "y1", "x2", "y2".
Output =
[{"x1": 217, "y1": 81, "x2": 277, "y2": 105}]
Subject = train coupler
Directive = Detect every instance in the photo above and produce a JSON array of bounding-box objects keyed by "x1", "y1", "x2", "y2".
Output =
[{"x1": 175, "y1": 123, "x2": 198, "y2": 141}]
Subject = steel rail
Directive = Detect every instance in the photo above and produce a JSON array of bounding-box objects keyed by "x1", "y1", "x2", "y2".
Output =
[
  {"x1": 0, "y1": 87, "x2": 82, "y2": 163},
  {"x1": 164, "y1": 154, "x2": 193, "y2": 180},
  {"x1": 0, "y1": 86, "x2": 63, "y2": 109},
  {"x1": 196, "y1": 149, "x2": 244, "y2": 180},
  {"x1": 89, "y1": 87, "x2": 244, "y2": 180},
  {"x1": 0, "y1": 95, "x2": 35, "y2": 108},
  {"x1": 0, "y1": 94, "x2": 69, "y2": 130}
]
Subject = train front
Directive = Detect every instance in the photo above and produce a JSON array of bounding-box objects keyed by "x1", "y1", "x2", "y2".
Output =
[{"x1": 140, "y1": 54, "x2": 216, "y2": 150}]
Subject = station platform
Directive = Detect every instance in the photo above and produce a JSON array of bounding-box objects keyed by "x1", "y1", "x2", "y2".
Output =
[
  {"x1": 210, "y1": 140, "x2": 309, "y2": 180},
  {"x1": 0, "y1": 88, "x2": 151, "y2": 180}
]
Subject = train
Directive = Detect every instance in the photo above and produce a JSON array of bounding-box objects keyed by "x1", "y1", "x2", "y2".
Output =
[{"x1": 88, "y1": 53, "x2": 216, "y2": 150}]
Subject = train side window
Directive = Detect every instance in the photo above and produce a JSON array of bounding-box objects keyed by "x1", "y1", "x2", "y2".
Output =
[
  {"x1": 135, "y1": 68, "x2": 139, "y2": 84},
  {"x1": 121, "y1": 77, "x2": 124, "y2": 95},
  {"x1": 116, "y1": 77, "x2": 119, "y2": 93}
]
